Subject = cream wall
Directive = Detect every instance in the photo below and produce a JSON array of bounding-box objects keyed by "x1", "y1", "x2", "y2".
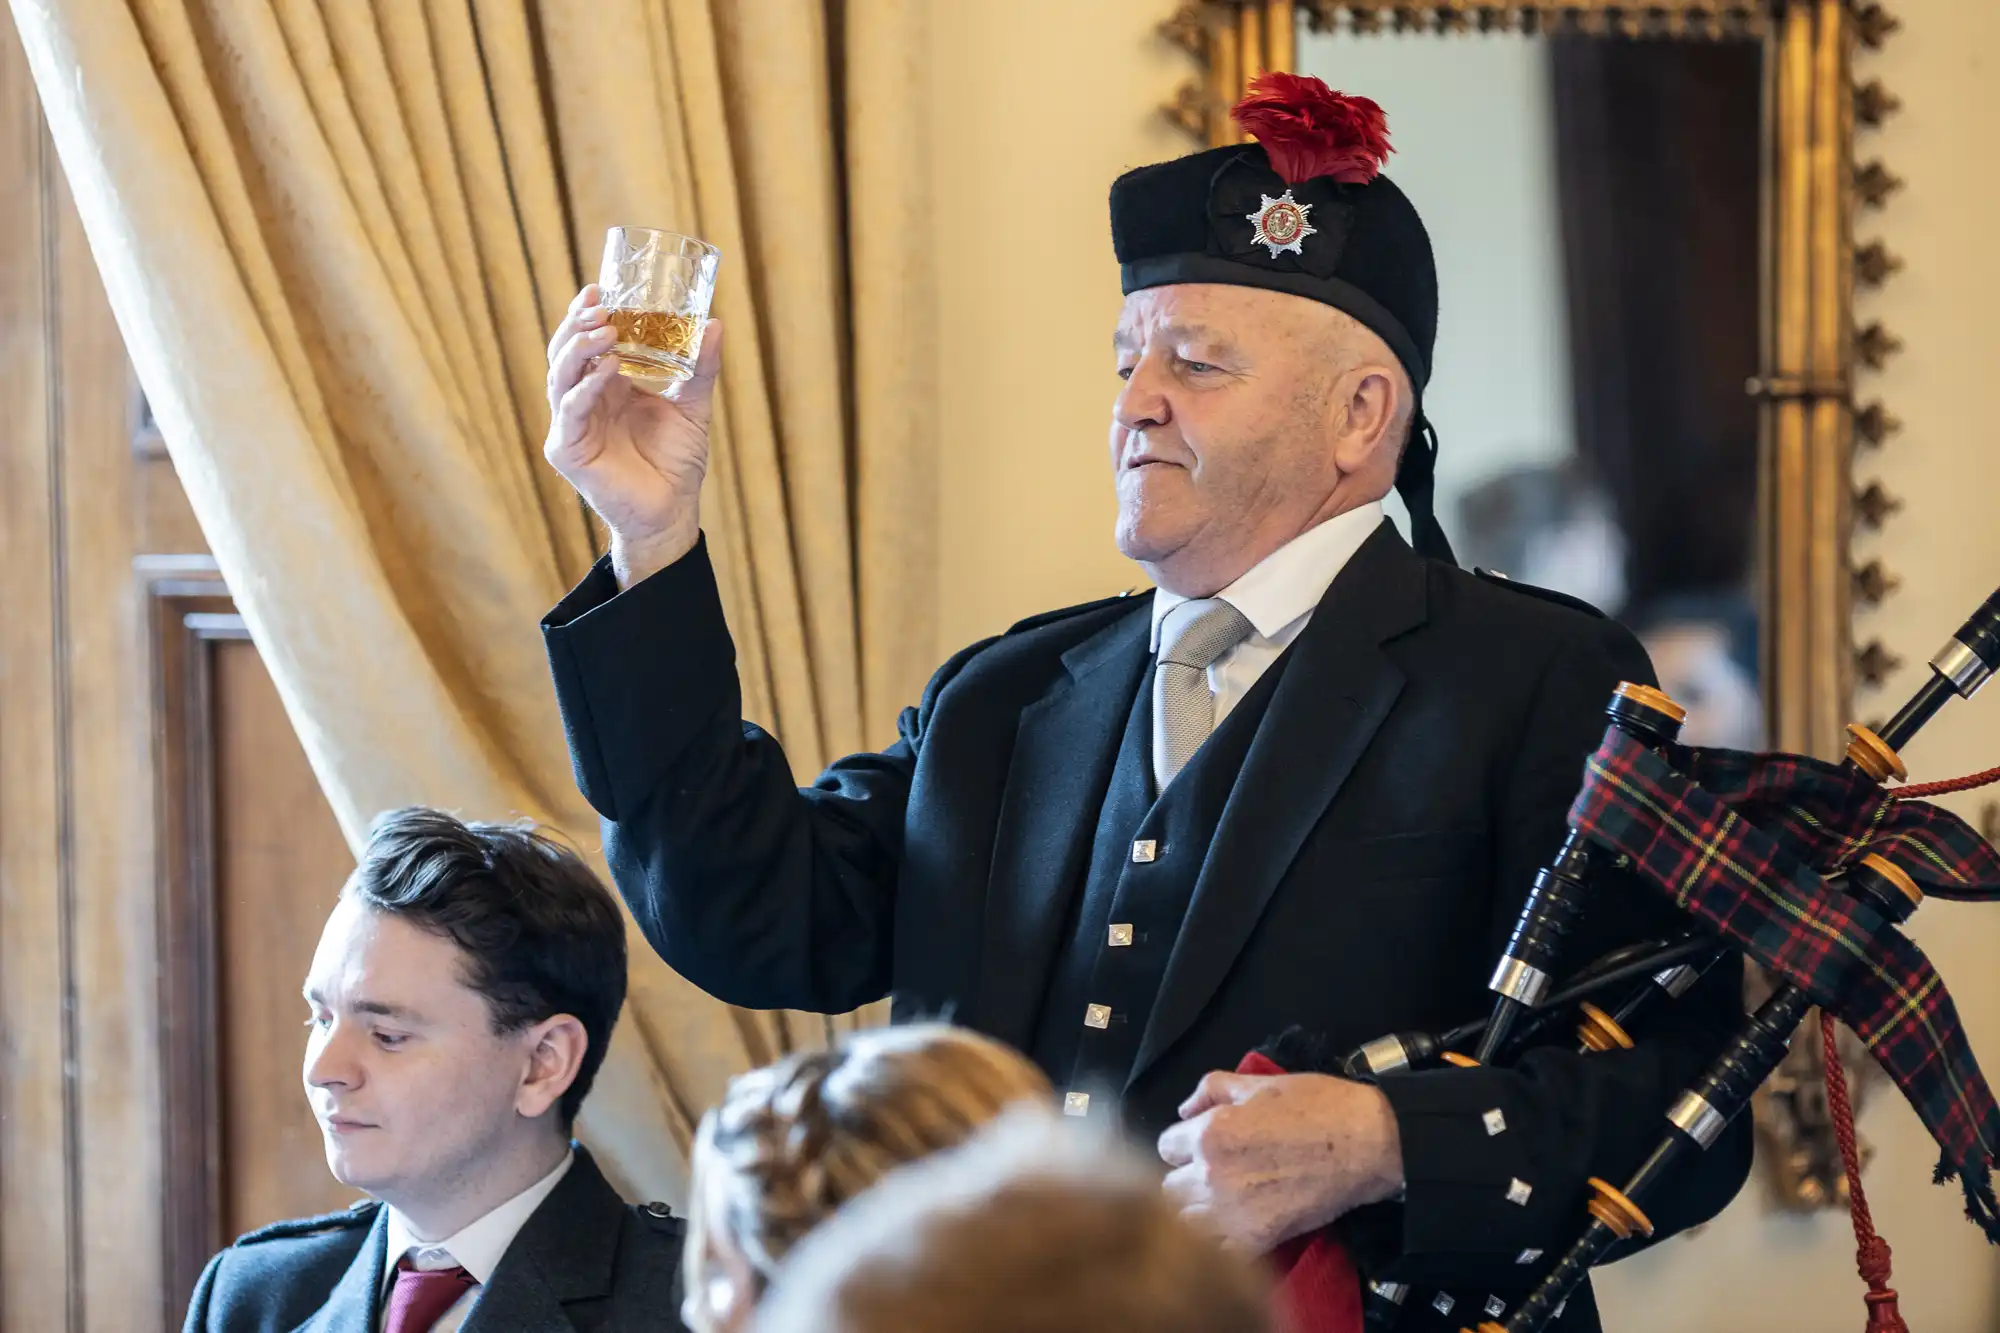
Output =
[
  {"x1": 928, "y1": 1, "x2": 1191, "y2": 650},
  {"x1": 931, "y1": 1, "x2": 2000, "y2": 1329}
]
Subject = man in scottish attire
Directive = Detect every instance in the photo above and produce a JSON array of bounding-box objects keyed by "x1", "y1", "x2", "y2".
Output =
[{"x1": 539, "y1": 74, "x2": 1749, "y2": 1329}]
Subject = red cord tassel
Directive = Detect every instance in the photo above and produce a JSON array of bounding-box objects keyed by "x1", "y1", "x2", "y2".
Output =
[
  {"x1": 1892, "y1": 763, "x2": 2000, "y2": 799},
  {"x1": 1823, "y1": 1011, "x2": 1910, "y2": 1332}
]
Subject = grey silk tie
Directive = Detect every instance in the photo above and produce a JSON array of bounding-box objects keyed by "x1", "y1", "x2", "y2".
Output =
[{"x1": 1152, "y1": 597, "x2": 1255, "y2": 791}]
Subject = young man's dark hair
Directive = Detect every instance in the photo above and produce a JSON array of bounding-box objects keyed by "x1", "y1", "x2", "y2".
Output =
[{"x1": 345, "y1": 806, "x2": 627, "y2": 1127}]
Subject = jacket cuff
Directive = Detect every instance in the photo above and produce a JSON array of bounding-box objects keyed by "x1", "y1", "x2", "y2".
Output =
[
  {"x1": 1374, "y1": 1067, "x2": 1583, "y2": 1267},
  {"x1": 540, "y1": 536, "x2": 737, "y2": 819}
]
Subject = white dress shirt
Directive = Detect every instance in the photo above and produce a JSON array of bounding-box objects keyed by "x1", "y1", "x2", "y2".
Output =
[
  {"x1": 1149, "y1": 501, "x2": 1385, "y2": 730},
  {"x1": 379, "y1": 1150, "x2": 574, "y2": 1332}
]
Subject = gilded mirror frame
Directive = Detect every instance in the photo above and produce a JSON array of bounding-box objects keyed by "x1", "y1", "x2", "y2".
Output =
[{"x1": 1153, "y1": 0, "x2": 1906, "y2": 1211}]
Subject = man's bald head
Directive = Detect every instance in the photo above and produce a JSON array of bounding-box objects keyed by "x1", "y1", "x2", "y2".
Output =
[{"x1": 1109, "y1": 283, "x2": 1414, "y2": 598}]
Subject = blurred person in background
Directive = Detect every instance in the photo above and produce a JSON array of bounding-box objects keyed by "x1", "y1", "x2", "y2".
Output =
[
  {"x1": 1627, "y1": 592, "x2": 1763, "y2": 750},
  {"x1": 750, "y1": 1107, "x2": 1275, "y2": 1333},
  {"x1": 1456, "y1": 466, "x2": 1762, "y2": 751},
  {"x1": 1453, "y1": 459, "x2": 1628, "y2": 616},
  {"x1": 681, "y1": 1024, "x2": 1051, "y2": 1333}
]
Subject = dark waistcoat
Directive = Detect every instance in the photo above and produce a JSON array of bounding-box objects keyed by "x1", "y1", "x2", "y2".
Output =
[{"x1": 1028, "y1": 646, "x2": 1291, "y2": 1121}]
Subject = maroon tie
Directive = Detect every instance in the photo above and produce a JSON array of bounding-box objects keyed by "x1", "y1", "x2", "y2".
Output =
[{"x1": 384, "y1": 1256, "x2": 476, "y2": 1333}]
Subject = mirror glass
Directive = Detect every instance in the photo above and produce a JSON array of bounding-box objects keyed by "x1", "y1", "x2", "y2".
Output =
[{"x1": 1299, "y1": 29, "x2": 1764, "y2": 747}]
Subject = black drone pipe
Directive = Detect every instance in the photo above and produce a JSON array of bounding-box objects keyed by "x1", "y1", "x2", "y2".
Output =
[
  {"x1": 1471, "y1": 685, "x2": 1689, "y2": 1063},
  {"x1": 1489, "y1": 586, "x2": 2000, "y2": 1333},
  {"x1": 1494, "y1": 857, "x2": 1919, "y2": 1333},
  {"x1": 1339, "y1": 936, "x2": 1725, "y2": 1082}
]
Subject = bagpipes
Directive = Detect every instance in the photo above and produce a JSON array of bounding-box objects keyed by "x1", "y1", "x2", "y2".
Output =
[{"x1": 1339, "y1": 587, "x2": 2000, "y2": 1333}]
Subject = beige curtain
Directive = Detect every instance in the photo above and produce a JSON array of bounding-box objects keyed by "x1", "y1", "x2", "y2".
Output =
[{"x1": 10, "y1": 0, "x2": 933, "y2": 1204}]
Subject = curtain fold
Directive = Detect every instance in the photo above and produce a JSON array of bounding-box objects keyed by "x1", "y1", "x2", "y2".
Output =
[
  {"x1": 847, "y1": 0, "x2": 939, "y2": 748},
  {"x1": 1549, "y1": 35, "x2": 1761, "y2": 612},
  {"x1": 9, "y1": 0, "x2": 930, "y2": 1200}
]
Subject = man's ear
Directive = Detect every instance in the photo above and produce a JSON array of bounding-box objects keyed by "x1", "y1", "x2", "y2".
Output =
[
  {"x1": 516, "y1": 1014, "x2": 588, "y2": 1121},
  {"x1": 1331, "y1": 364, "x2": 1404, "y2": 477}
]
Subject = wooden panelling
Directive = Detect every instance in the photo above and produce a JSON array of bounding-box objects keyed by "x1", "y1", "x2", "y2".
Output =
[
  {"x1": 148, "y1": 569, "x2": 359, "y2": 1322},
  {"x1": 53, "y1": 139, "x2": 170, "y2": 1333},
  {"x1": 211, "y1": 638, "x2": 356, "y2": 1239},
  {"x1": 138, "y1": 450, "x2": 213, "y2": 556},
  {"x1": 0, "y1": 13, "x2": 80, "y2": 1330},
  {"x1": 3, "y1": 20, "x2": 357, "y2": 1329},
  {"x1": 148, "y1": 562, "x2": 235, "y2": 1319},
  {"x1": 1, "y1": 29, "x2": 168, "y2": 1326}
]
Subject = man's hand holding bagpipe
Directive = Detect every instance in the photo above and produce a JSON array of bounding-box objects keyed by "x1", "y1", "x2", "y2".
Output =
[
  {"x1": 1199, "y1": 588, "x2": 2000, "y2": 1333},
  {"x1": 1160, "y1": 1070, "x2": 1404, "y2": 1255}
]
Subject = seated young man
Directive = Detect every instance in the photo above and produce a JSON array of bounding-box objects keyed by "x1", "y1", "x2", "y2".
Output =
[{"x1": 183, "y1": 807, "x2": 687, "y2": 1333}]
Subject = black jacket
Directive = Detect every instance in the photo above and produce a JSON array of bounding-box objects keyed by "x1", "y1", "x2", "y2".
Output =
[
  {"x1": 181, "y1": 1147, "x2": 686, "y2": 1332},
  {"x1": 543, "y1": 523, "x2": 1751, "y2": 1330}
]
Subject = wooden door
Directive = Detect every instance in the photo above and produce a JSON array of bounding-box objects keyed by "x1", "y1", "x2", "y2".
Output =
[
  {"x1": 149, "y1": 556, "x2": 361, "y2": 1309},
  {"x1": 1, "y1": 18, "x2": 358, "y2": 1330}
]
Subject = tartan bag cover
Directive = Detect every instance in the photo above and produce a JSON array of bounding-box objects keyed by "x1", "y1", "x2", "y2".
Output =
[{"x1": 1567, "y1": 727, "x2": 2000, "y2": 1238}]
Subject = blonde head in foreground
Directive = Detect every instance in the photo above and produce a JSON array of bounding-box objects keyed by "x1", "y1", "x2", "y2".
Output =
[
  {"x1": 681, "y1": 1023, "x2": 1052, "y2": 1333},
  {"x1": 750, "y1": 1106, "x2": 1275, "y2": 1333}
]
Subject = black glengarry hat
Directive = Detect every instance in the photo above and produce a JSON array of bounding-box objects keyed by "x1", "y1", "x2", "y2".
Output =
[{"x1": 1110, "y1": 75, "x2": 1453, "y2": 562}]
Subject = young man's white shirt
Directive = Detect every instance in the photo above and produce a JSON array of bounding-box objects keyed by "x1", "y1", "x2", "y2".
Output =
[{"x1": 377, "y1": 1149, "x2": 574, "y2": 1332}]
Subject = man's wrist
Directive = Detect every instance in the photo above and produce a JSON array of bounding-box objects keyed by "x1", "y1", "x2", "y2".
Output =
[
  {"x1": 1357, "y1": 1082, "x2": 1407, "y2": 1206},
  {"x1": 1294, "y1": 1077, "x2": 1408, "y2": 1235},
  {"x1": 610, "y1": 516, "x2": 700, "y2": 590}
]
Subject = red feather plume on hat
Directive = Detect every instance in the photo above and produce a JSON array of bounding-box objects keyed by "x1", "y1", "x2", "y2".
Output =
[{"x1": 1231, "y1": 73, "x2": 1392, "y2": 186}]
